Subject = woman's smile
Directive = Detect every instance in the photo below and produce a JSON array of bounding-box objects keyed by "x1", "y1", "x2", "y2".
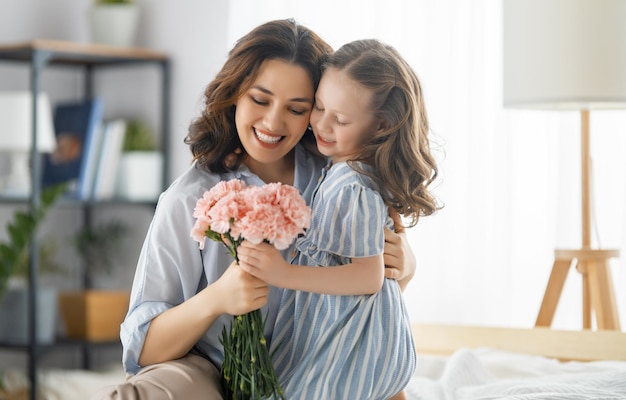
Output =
[{"x1": 254, "y1": 128, "x2": 284, "y2": 145}]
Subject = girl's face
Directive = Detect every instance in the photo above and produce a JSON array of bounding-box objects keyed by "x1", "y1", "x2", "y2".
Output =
[
  {"x1": 310, "y1": 67, "x2": 379, "y2": 163},
  {"x1": 235, "y1": 59, "x2": 314, "y2": 167}
]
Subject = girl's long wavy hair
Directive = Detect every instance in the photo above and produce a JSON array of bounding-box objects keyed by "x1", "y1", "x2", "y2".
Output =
[
  {"x1": 185, "y1": 19, "x2": 332, "y2": 173},
  {"x1": 328, "y1": 39, "x2": 441, "y2": 227}
]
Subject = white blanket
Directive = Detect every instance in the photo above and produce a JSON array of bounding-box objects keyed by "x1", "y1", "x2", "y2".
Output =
[
  {"x1": 406, "y1": 348, "x2": 626, "y2": 400},
  {"x1": 3, "y1": 348, "x2": 626, "y2": 399}
]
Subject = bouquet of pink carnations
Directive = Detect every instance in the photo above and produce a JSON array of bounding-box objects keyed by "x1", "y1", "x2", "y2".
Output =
[{"x1": 191, "y1": 179, "x2": 311, "y2": 399}]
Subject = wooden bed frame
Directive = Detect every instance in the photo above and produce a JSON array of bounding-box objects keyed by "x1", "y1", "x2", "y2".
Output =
[{"x1": 411, "y1": 323, "x2": 626, "y2": 362}]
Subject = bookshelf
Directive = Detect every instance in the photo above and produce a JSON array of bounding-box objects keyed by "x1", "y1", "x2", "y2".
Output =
[{"x1": 0, "y1": 40, "x2": 170, "y2": 400}]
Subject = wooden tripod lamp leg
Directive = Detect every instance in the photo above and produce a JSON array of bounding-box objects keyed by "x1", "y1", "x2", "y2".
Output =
[
  {"x1": 535, "y1": 256, "x2": 573, "y2": 327},
  {"x1": 588, "y1": 259, "x2": 621, "y2": 330}
]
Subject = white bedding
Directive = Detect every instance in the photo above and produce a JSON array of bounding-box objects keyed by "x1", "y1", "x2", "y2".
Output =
[
  {"x1": 406, "y1": 348, "x2": 626, "y2": 400},
  {"x1": 2, "y1": 348, "x2": 626, "y2": 399},
  {"x1": 1, "y1": 366, "x2": 125, "y2": 400}
]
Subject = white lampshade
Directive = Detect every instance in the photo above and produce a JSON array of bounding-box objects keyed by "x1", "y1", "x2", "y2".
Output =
[
  {"x1": 0, "y1": 91, "x2": 56, "y2": 151},
  {"x1": 0, "y1": 91, "x2": 56, "y2": 197},
  {"x1": 503, "y1": 0, "x2": 626, "y2": 110}
]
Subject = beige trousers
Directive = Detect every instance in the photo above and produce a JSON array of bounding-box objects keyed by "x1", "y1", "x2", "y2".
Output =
[{"x1": 91, "y1": 354, "x2": 224, "y2": 400}]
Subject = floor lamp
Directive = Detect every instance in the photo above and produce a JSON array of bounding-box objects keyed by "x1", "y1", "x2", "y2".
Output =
[{"x1": 503, "y1": 0, "x2": 626, "y2": 330}]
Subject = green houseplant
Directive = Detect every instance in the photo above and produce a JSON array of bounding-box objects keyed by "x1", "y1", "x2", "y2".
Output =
[
  {"x1": 0, "y1": 183, "x2": 67, "y2": 300},
  {"x1": 10, "y1": 239, "x2": 64, "y2": 281},
  {"x1": 122, "y1": 119, "x2": 155, "y2": 152},
  {"x1": 116, "y1": 119, "x2": 163, "y2": 201},
  {"x1": 0, "y1": 183, "x2": 67, "y2": 344},
  {"x1": 73, "y1": 219, "x2": 129, "y2": 278}
]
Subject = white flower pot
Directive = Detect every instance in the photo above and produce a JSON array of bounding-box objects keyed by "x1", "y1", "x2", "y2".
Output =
[
  {"x1": 89, "y1": 4, "x2": 139, "y2": 47},
  {"x1": 115, "y1": 151, "x2": 163, "y2": 201}
]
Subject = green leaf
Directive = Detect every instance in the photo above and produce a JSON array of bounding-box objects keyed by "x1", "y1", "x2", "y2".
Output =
[
  {"x1": 7, "y1": 223, "x2": 29, "y2": 248},
  {"x1": 0, "y1": 182, "x2": 68, "y2": 300},
  {"x1": 73, "y1": 219, "x2": 129, "y2": 275},
  {"x1": 122, "y1": 119, "x2": 155, "y2": 151}
]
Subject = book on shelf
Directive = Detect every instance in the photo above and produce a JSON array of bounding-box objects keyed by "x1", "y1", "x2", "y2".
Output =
[
  {"x1": 92, "y1": 119, "x2": 127, "y2": 200},
  {"x1": 41, "y1": 98, "x2": 104, "y2": 200}
]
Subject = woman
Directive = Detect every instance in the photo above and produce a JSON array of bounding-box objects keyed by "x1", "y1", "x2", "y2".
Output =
[{"x1": 93, "y1": 19, "x2": 415, "y2": 400}]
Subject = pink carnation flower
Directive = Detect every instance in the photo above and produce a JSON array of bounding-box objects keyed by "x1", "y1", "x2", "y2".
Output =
[
  {"x1": 190, "y1": 179, "x2": 311, "y2": 251},
  {"x1": 193, "y1": 179, "x2": 246, "y2": 218},
  {"x1": 239, "y1": 202, "x2": 282, "y2": 246},
  {"x1": 189, "y1": 178, "x2": 309, "y2": 399},
  {"x1": 208, "y1": 191, "x2": 252, "y2": 235},
  {"x1": 190, "y1": 218, "x2": 210, "y2": 249}
]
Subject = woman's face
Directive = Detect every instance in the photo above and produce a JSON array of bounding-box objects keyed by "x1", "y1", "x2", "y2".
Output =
[{"x1": 235, "y1": 59, "x2": 314, "y2": 166}]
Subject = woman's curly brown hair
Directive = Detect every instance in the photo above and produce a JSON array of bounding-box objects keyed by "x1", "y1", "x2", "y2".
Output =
[{"x1": 185, "y1": 19, "x2": 332, "y2": 173}]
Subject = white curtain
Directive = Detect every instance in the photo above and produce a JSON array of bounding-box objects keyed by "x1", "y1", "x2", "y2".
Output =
[{"x1": 228, "y1": 0, "x2": 626, "y2": 330}]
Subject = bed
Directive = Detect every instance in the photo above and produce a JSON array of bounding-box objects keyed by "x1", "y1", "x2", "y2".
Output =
[
  {"x1": 405, "y1": 323, "x2": 626, "y2": 400},
  {"x1": 2, "y1": 323, "x2": 626, "y2": 399}
]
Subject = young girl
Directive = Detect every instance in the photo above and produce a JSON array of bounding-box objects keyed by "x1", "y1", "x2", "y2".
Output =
[
  {"x1": 93, "y1": 21, "x2": 417, "y2": 400},
  {"x1": 238, "y1": 39, "x2": 439, "y2": 399}
]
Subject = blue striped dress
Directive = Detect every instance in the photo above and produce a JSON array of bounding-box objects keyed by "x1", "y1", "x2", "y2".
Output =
[{"x1": 270, "y1": 161, "x2": 416, "y2": 399}]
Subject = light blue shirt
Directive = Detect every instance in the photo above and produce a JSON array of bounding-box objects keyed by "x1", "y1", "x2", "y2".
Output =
[{"x1": 120, "y1": 144, "x2": 325, "y2": 374}]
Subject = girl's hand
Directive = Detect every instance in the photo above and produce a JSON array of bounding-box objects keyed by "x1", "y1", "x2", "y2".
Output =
[
  {"x1": 238, "y1": 241, "x2": 290, "y2": 288},
  {"x1": 212, "y1": 259, "x2": 269, "y2": 315}
]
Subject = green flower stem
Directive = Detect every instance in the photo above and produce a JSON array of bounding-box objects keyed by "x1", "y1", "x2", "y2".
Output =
[
  {"x1": 220, "y1": 310, "x2": 284, "y2": 399},
  {"x1": 208, "y1": 233, "x2": 283, "y2": 399}
]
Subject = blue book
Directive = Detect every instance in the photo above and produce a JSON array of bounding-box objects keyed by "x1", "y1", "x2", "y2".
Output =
[{"x1": 42, "y1": 98, "x2": 104, "y2": 199}]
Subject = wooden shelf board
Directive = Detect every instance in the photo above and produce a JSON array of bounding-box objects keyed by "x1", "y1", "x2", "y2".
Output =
[{"x1": 0, "y1": 39, "x2": 168, "y2": 65}]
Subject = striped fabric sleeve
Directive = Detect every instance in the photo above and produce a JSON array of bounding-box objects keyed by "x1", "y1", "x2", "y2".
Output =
[{"x1": 317, "y1": 182, "x2": 387, "y2": 258}]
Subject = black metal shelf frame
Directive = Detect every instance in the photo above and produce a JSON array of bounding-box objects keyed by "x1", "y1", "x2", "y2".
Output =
[{"x1": 0, "y1": 42, "x2": 170, "y2": 400}]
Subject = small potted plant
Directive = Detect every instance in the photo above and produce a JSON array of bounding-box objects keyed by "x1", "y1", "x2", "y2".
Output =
[
  {"x1": 58, "y1": 219, "x2": 131, "y2": 342},
  {"x1": 89, "y1": 0, "x2": 139, "y2": 47},
  {"x1": 115, "y1": 119, "x2": 163, "y2": 201},
  {"x1": 73, "y1": 219, "x2": 129, "y2": 281},
  {"x1": 0, "y1": 183, "x2": 67, "y2": 344}
]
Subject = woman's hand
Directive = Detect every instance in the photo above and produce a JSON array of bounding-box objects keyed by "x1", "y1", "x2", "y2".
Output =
[
  {"x1": 140, "y1": 259, "x2": 268, "y2": 366},
  {"x1": 212, "y1": 259, "x2": 270, "y2": 316},
  {"x1": 384, "y1": 209, "x2": 416, "y2": 291}
]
